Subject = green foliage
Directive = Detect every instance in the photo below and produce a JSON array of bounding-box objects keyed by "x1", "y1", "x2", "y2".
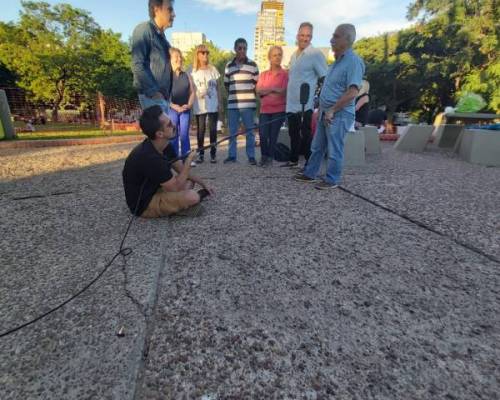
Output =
[
  {"x1": 355, "y1": 0, "x2": 499, "y2": 122},
  {"x1": 0, "y1": 62, "x2": 17, "y2": 86},
  {"x1": 0, "y1": 1, "x2": 133, "y2": 120}
]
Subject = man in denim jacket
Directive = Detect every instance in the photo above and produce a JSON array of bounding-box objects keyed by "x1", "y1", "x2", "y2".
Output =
[{"x1": 131, "y1": 0, "x2": 176, "y2": 112}]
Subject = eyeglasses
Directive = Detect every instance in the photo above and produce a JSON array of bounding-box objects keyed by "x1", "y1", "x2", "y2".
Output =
[
  {"x1": 237, "y1": 46, "x2": 247, "y2": 51},
  {"x1": 198, "y1": 51, "x2": 209, "y2": 55}
]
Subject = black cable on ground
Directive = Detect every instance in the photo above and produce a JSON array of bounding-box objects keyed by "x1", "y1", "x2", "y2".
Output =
[
  {"x1": 339, "y1": 185, "x2": 500, "y2": 265},
  {"x1": 0, "y1": 116, "x2": 287, "y2": 339},
  {"x1": 13, "y1": 191, "x2": 74, "y2": 201},
  {"x1": 0, "y1": 188, "x2": 140, "y2": 339}
]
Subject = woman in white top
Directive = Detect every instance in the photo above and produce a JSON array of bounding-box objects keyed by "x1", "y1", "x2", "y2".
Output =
[{"x1": 190, "y1": 44, "x2": 222, "y2": 164}]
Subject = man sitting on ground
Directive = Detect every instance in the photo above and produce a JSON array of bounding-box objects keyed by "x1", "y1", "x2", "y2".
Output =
[{"x1": 123, "y1": 105, "x2": 213, "y2": 218}]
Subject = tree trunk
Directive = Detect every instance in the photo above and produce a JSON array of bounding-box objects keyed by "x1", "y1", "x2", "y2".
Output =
[
  {"x1": 51, "y1": 106, "x2": 59, "y2": 122},
  {"x1": 52, "y1": 79, "x2": 65, "y2": 123}
]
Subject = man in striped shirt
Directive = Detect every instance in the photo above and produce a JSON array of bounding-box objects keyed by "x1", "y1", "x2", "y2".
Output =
[{"x1": 223, "y1": 38, "x2": 259, "y2": 164}]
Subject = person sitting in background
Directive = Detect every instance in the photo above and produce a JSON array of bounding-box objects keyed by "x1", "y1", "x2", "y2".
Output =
[
  {"x1": 122, "y1": 105, "x2": 213, "y2": 218},
  {"x1": 355, "y1": 79, "x2": 370, "y2": 128},
  {"x1": 168, "y1": 47, "x2": 195, "y2": 165},
  {"x1": 190, "y1": 44, "x2": 222, "y2": 164},
  {"x1": 367, "y1": 105, "x2": 388, "y2": 133},
  {"x1": 256, "y1": 45, "x2": 288, "y2": 167}
]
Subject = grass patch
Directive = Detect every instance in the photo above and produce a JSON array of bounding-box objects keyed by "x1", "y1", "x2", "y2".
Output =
[
  {"x1": 13, "y1": 121, "x2": 101, "y2": 132},
  {"x1": 15, "y1": 130, "x2": 141, "y2": 141}
]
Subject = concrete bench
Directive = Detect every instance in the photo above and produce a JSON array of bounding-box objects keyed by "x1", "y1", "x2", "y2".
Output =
[
  {"x1": 394, "y1": 125, "x2": 434, "y2": 153},
  {"x1": 432, "y1": 124, "x2": 464, "y2": 149},
  {"x1": 458, "y1": 129, "x2": 500, "y2": 166},
  {"x1": 359, "y1": 126, "x2": 381, "y2": 155},
  {"x1": 344, "y1": 130, "x2": 365, "y2": 166},
  {"x1": 277, "y1": 127, "x2": 366, "y2": 166}
]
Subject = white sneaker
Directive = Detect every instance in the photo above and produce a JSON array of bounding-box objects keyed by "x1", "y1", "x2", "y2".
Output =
[{"x1": 190, "y1": 161, "x2": 197, "y2": 167}]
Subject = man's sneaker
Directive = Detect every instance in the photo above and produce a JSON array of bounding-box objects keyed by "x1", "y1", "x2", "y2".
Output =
[
  {"x1": 174, "y1": 203, "x2": 205, "y2": 217},
  {"x1": 190, "y1": 161, "x2": 197, "y2": 167},
  {"x1": 293, "y1": 172, "x2": 317, "y2": 183},
  {"x1": 259, "y1": 158, "x2": 271, "y2": 167},
  {"x1": 280, "y1": 161, "x2": 298, "y2": 168},
  {"x1": 249, "y1": 157, "x2": 257, "y2": 165},
  {"x1": 223, "y1": 157, "x2": 236, "y2": 164},
  {"x1": 210, "y1": 156, "x2": 217, "y2": 164},
  {"x1": 196, "y1": 155, "x2": 204, "y2": 164},
  {"x1": 314, "y1": 181, "x2": 339, "y2": 190}
]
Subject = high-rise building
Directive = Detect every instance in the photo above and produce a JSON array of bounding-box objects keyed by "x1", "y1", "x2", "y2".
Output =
[
  {"x1": 171, "y1": 32, "x2": 206, "y2": 56},
  {"x1": 254, "y1": 1, "x2": 285, "y2": 72}
]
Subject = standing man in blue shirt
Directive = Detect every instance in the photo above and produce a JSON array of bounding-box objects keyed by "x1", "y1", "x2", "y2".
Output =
[
  {"x1": 294, "y1": 24, "x2": 365, "y2": 189},
  {"x1": 131, "y1": 0, "x2": 176, "y2": 113}
]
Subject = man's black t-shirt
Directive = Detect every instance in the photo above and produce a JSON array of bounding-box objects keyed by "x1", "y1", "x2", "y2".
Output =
[{"x1": 122, "y1": 139, "x2": 177, "y2": 215}]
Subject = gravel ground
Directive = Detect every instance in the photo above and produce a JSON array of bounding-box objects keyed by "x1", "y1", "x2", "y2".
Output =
[{"x1": 0, "y1": 141, "x2": 499, "y2": 400}]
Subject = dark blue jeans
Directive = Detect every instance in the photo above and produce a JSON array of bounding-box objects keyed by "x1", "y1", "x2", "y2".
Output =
[
  {"x1": 259, "y1": 112, "x2": 286, "y2": 160},
  {"x1": 168, "y1": 108, "x2": 191, "y2": 158}
]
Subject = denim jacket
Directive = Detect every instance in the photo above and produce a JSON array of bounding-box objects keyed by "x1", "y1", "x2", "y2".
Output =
[{"x1": 131, "y1": 20, "x2": 172, "y2": 98}]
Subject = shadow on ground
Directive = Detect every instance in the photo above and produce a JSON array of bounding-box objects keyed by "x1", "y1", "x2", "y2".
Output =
[{"x1": 0, "y1": 143, "x2": 499, "y2": 399}]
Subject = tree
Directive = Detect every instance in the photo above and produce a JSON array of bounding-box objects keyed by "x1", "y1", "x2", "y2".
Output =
[
  {"x1": 0, "y1": 1, "x2": 134, "y2": 121},
  {"x1": 355, "y1": 0, "x2": 499, "y2": 122},
  {"x1": 86, "y1": 29, "x2": 135, "y2": 99},
  {"x1": 0, "y1": 62, "x2": 17, "y2": 87},
  {"x1": 406, "y1": 0, "x2": 499, "y2": 112}
]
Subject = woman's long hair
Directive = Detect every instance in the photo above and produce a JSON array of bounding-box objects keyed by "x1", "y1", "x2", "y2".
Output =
[{"x1": 192, "y1": 44, "x2": 210, "y2": 72}]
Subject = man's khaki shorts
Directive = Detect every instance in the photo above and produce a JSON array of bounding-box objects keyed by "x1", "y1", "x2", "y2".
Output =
[{"x1": 141, "y1": 188, "x2": 192, "y2": 218}]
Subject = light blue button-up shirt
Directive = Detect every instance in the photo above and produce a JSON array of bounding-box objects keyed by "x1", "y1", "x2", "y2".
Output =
[
  {"x1": 286, "y1": 45, "x2": 328, "y2": 113},
  {"x1": 319, "y1": 48, "x2": 365, "y2": 116}
]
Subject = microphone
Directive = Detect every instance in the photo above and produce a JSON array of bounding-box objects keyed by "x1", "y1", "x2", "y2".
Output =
[{"x1": 300, "y1": 82, "x2": 310, "y2": 106}]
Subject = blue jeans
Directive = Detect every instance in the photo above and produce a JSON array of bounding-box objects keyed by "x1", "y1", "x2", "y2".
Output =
[
  {"x1": 304, "y1": 110, "x2": 354, "y2": 184},
  {"x1": 138, "y1": 94, "x2": 169, "y2": 113},
  {"x1": 259, "y1": 112, "x2": 286, "y2": 160},
  {"x1": 168, "y1": 109, "x2": 191, "y2": 158},
  {"x1": 227, "y1": 108, "x2": 256, "y2": 160}
]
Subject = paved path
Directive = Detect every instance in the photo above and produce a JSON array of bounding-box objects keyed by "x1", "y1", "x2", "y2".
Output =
[{"x1": 0, "y1": 143, "x2": 499, "y2": 399}]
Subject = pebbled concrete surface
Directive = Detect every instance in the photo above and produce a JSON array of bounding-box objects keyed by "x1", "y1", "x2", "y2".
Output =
[{"x1": 0, "y1": 142, "x2": 499, "y2": 399}]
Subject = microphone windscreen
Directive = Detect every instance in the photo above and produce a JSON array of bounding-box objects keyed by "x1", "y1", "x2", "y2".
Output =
[{"x1": 300, "y1": 83, "x2": 310, "y2": 106}]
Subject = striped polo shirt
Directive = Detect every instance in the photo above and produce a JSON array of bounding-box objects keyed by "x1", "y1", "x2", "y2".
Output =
[{"x1": 224, "y1": 57, "x2": 259, "y2": 109}]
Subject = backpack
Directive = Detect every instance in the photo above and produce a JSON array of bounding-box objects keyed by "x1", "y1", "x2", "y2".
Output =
[{"x1": 274, "y1": 143, "x2": 291, "y2": 162}]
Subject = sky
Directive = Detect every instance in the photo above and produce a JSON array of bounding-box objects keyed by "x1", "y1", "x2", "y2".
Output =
[{"x1": 1, "y1": 0, "x2": 415, "y2": 55}]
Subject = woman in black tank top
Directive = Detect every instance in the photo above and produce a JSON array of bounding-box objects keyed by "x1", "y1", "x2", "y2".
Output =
[
  {"x1": 168, "y1": 48, "x2": 195, "y2": 163},
  {"x1": 355, "y1": 80, "x2": 370, "y2": 128}
]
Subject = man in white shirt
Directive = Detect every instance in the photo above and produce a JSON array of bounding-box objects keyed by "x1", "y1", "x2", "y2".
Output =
[{"x1": 284, "y1": 22, "x2": 328, "y2": 168}]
